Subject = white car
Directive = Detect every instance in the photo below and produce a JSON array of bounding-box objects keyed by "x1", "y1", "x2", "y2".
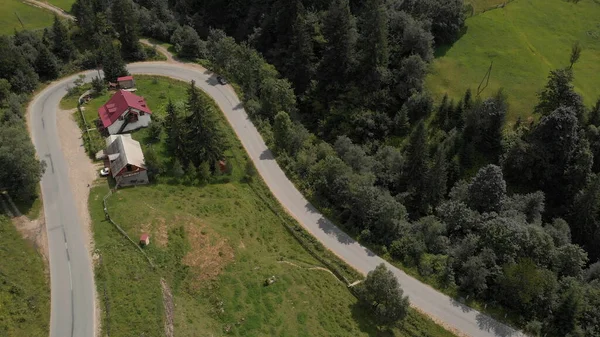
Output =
[{"x1": 100, "y1": 167, "x2": 110, "y2": 177}]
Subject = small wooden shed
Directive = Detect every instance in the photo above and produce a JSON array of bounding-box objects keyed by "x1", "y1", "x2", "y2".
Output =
[
  {"x1": 117, "y1": 75, "x2": 135, "y2": 89},
  {"x1": 140, "y1": 233, "x2": 150, "y2": 246}
]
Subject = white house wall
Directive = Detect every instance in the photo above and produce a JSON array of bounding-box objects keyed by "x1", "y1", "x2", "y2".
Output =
[
  {"x1": 106, "y1": 109, "x2": 152, "y2": 135},
  {"x1": 122, "y1": 113, "x2": 151, "y2": 133},
  {"x1": 116, "y1": 171, "x2": 149, "y2": 187}
]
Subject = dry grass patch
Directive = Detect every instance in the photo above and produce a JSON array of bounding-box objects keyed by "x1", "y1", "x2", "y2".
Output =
[{"x1": 182, "y1": 221, "x2": 235, "y2": 287}]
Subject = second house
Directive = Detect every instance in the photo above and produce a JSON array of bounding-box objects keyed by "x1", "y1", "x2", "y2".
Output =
[{"x1": 98, "y1": 89, "x2": 152, "y2": 135}]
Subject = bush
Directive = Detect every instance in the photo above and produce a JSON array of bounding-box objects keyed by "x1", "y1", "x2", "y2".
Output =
[{"x1": 245, "y1": 160, "x2": 257, "y2": 182}]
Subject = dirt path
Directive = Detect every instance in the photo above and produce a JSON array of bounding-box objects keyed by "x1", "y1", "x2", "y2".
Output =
[
  {"x1": 160, "y1": 278, "x2": 175, "y2": 337},
  {"x1": 56, "y1": 107, "x2": 101, "y2": 336},
  {"x1": 22, "y1": 0, "x2": 75, "y2": 20},
  {"x1": 277, "y1": 260, "x2": 343, "y2": 282},
  {"x1": 140, "y1": 39, "x2": 175, "y2": 63}
]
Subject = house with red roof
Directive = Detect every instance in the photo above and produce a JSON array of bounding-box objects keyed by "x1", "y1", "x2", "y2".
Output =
[{"x1": 98, "y1": 90, "x2": 152, "y2": 135}]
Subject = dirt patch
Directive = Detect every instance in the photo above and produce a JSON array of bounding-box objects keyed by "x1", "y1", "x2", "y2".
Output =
[
  {"x1": 12, "y1": 215, "x2": 49, "y2": 270},
  {"x1": 139, "y1": 217, "x2": 168, "y2": 248},
  {"x1": 160, "y1": 278, "x2": 175, "y2": 337},
  {"x1": 182, "y1": 223, "x2": 234, "y2": 288}
]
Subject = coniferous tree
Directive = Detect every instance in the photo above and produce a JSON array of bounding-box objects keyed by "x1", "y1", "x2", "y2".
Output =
[
  {"x1": 535, "y1": 68, "x2": 585, "y2": 121},
  {"x1": 35, "y1": 45, "x2": 60, "y2": 80},
  {"x1": 426, "y1": 148, "x2": 448, "y2": 211},
  {"x1": 164, "y1": 99, "x2": 185, "y2": 160},
  {"x1": 404, "y1": 120, "x2": 429, "y2": 216},
  {"x1": 111, "y1": 0, "x2": 145, "y2": 60},
  {"x1": 100, "y1": 39, "x2": 129, "y2": 82},
  {"x1": 51, "y1": 15, "x2": 75, "y2": 62},
  {"x1": 72, "y1": 0, "x2": 96, "y2": 38},
  {"x1": 287, "y1": 9, "x2": 315, "y2": 95},
  {"x1": 359, "y1": 0, "x2": 389, "y2": 80},
  {"x1": 184, "y1": 81, "x2": 226, "y2": 169},
  {"x1": 317, "y1": 0, "x2": 357, "y2": 101}
]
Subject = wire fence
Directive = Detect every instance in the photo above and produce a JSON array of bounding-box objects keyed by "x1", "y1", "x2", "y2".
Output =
[{"x1": 102, "y1": 190, "x2": 155, "y2": 269}]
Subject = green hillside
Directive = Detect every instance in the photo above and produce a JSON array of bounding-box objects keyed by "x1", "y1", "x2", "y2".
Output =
[
  {"x1": 426, "y1": 0, "x2": 600, "y2": 122},
  {"x1": 0, "y1": 0, "x2": 54, "y2": 35}
]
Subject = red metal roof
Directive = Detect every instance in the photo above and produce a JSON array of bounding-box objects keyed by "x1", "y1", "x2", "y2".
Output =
[
  {"x1": 117, "y1": 75, "x2": 134, "y2": 82},
  {"x1": 140, "y1": 233, "x2": 149, "y2": 241},
  {"x1": 98, "y1": 90, "x2": 152, "y2": 128}
]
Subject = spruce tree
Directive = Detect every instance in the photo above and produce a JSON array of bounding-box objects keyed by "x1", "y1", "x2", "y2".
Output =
[
  {"x1": 287, "y1": 9, "x2": 315, "y2": 95},
  {"x1": 110, "y1": 0, "x2": 145, "y2": 60},
  {"x1": 359, "y1": 0, "x2": 389, "y2": 76},
  {"x1": 35, "y1": 45, "x2": 60, "y2": 80},
  {"x1": 52, "y1": 15, "x2": 75, "y2": 62},
  {"x1": 317, "y1": 0, "x2": 357, "y2": 100},
  {"x1": 404, "y1": 120, "x2": 429, "y2": 216},
  {"x1": 184, "y1": 81, "x2": 226, "y2": 168},
  {"x1": 164, "y1": 99, "x2": 185, "y2": 160},
  {"x1": 100, "y1": 39, "x2": 129, "y2": 82}
]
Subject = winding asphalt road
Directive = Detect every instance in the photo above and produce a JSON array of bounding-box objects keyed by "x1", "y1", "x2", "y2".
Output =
[{"x1": 30, "y1": 61, "x2": 526, "y2": 337}]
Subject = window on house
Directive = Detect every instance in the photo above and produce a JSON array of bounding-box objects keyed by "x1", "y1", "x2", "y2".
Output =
[
  {"x1": 119, "y1": 115, "x2": 124, "y2": 121},
  {"x1": 126, "y1": 164, "x2": 133, "y2": 172},
  {"x1": 140, "y1": 111, "x2": 145, "y2": 116}
]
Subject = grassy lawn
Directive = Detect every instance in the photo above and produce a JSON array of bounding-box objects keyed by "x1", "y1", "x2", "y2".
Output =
[
  {"x1": 426, "y1": 0, "x2": 600, "y2": 122},
  {"x1": 0, "y1": 216, "x2": 50, "y2": 337},
  {"x1": 0, "y1": 0, "x2": 54, "y2": 35},
  {"x1": 46, "y1": 0, "x2": 74, "y2": 12},
  {"x1": 465, "y1": 0, "x2": 509, "y2": 14},
  {"x1": 88, "y1": 76, "x2": 457, "y2": 337}
]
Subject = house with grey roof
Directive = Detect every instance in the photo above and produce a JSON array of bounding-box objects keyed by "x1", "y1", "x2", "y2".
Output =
[{"x1": 104, "y1": 135, "x2": 149, "y2": 187}]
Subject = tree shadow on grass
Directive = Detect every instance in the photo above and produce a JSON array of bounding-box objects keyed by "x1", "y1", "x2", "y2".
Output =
[
  {"x1": 350, "y1": 303, "x2": 395, "y2": 337},
  {"x1": 434, "y1": 26, "x2": 469, "y2": 58}
]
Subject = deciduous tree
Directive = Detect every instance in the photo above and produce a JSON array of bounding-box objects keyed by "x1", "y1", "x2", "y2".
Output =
[{"x1": 355, "y1": 263, "x2": 409, "y2": 327}]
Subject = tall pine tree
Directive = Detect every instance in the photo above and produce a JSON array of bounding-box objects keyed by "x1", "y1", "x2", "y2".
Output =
[
  {"x1": 184, "y1": 81, "x2": 226, "y2": 169},
  {"x1": 110, "y1": 0, "x2": 145, "y2": 60},
  {"x1": 359, "y1": 0, "x2": 389, "y2": 78},
  {"x1": 317, "y1": 0, "x2": 357, "y2": 101},
  {"x1": 51, "y1": 15, "x2": 75, "y2": 62},
  {"x1": 404, "y1": 120, "x2": 429, "y2": 217},
  {"x1": 164, "y1": 99, "x2": 186, "y2": 160}
]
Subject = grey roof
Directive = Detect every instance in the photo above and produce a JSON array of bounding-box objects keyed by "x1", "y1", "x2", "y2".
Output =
[{"x1": 105, "y1": 135, "x2": 146, "y2": 177}]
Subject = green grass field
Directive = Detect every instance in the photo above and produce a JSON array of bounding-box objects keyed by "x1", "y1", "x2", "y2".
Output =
[
  {"x1": 0, "y1": 216, "x2": 50, "y2": 337},
  {"x1": 47, "y1": 0, "x2": 75, "y2": 12},
  {"x1": 426, "y1": 0, "x2": 600, "y2": 122},
  {"x1": 465, "y1": 0, "x2": 509, "y2": 14},
  {"x1": 0, "y1": 0, "x2": 54, "y2": 35},
  {"x1": 87, "y1": 76, "x2": 457, "y2": 337}
]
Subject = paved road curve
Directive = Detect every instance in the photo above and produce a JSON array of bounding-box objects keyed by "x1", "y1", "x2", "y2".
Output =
[
  {"x1": 29, "y1": 72, "x2": 98, "y2": 337},
  {"x1": 31, "y1": 62, "x2": 526, "y2": 337}
]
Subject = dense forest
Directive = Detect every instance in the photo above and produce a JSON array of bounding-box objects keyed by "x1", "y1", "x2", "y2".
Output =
[{"x1": 2, "y1": 0, "x2": 600, "y2": 335}]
